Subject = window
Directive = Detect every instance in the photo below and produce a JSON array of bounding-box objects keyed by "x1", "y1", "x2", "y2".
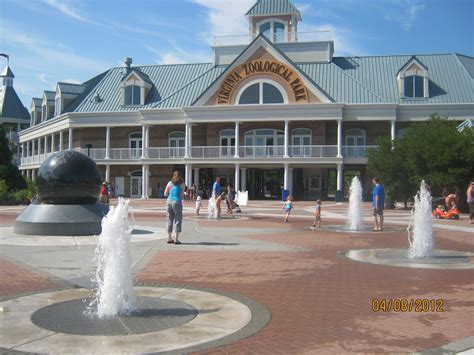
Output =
[
  {"x1": 292, "y1": 128, "x2": 312, "y2": 156},
  {"x1": 129, "y1": 132, "x2": 142, "y2": 159},
  {"x1": 237, "y1": 80, "x2": 286, "y2": 105},
  {"x1": 169, "y1": 131, "x2": 186, "y2": 157},
  {"x1": 220, "y1": 129, "x2": 235, "y2": 157},
  {"x1": 259, "y1": 20, "x2": 286, "y2": 43},
  {"x1": 345, "y1": 129, "x2": 366, "y2": 157},
  {"x1": 124, "y1": 85, "x2": 141, "y2": 106},
  {"x1": 244, "y1": 129, "x2": 284, "y2": 157},
  {"x1": 404, "y1": 75, "x2": 424, "y2": 98}
]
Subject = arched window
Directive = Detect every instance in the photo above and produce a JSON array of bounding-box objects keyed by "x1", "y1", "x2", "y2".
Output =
[
  {"x1": 244, "y1": 129, "x2": 284, "y2": 157},
  {"x1": 404, "y1": 75, "x2": 424, "y2": 98},
  {"x1": 129, "y1": 132, "x2": 142, "y2": 159},
  {"x1": 291, "y1": 128, "x2": 312, "y2": 156},
  {"x1": 258, "y1": 19, "x2": 286, "y2": 43},
  {"x1": 169, "y1": 131, "x2": 185, "y2": 157},
  {"x1": 124, "y1": 85, "x2": 141, "y2": 106},
  {"x1": 237, "y1": 80, "x2": 287, "y2": 105}
]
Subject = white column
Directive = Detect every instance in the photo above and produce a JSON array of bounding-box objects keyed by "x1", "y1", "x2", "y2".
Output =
[
  {"x1": 26, "y1": 170, "x2": 31, "y2": 179},
  {"x1": 105, "y1": 126, "x2": 111, "y2": 159},
  {"x1": 185, "y1": 163, "x2": 191, "y2": 187},
  {"x1": 32, "y1": 169, "x2": 36, "y2": 182},
  {"x1": 284, "y1": 120, "x2": 289, "y2": 158},
  {"x1": 184, "y1": 122, "x2": 190, "y2": 158},
  {"x1": 284, "y1": 163, "x2": 289, "y2": 190},
  {"x1": 141, "y1": 125, "x2": 146, "y2": 159},
  {"x1": 141, "y1": 164, "x2": 146, "y2": 199},
  {"x1": 234, "y1": 163, "x2": 240, "y2": 191},
  {"x1": 68, "y1": 128, "x2": 73, "y2": 150},
  {"x1": 337, "y1": 163, "x2": 343, "y2": 191},
  {"x1": 44, "y1": 136, "x2": 48, "y2": 154},
  {"x1": 145, "y1": 126, "x2": 150, "y2": 157},
  {"x1": 193, "y1": 168, "x2": 200, "y2": 187},
  {"x1": 51, "y1": 134, "x2": 55, "y2": 153},
  {"x1": 241, "y1": 168, "x2": 247, "y2": 192},
  {"x1": 59, "y1": 130, "x2": 63, "y2": 151},
  {"x1": 37, "y1": 138, "x2": 41, "y2": 155},
  {"x1": 145, "y1": 165, "x2": 150, "y2": 198},
  {"x1": 234, "y1": 121, "x2": 240, "y2": 158},
  {"x1": 105, "y1": 164, "x2": 110, "y2": 182},
  {"x1": 337, "y1": 119, "x2": 342, "y2": 158},
  {"x1": 188, "y1": 123, "x2": 192, "y2": 158},
  {"x1": 390, "y1": 120, "x2": 396, "y2": 141},
  {"x1": 21, "y1": 143, "x2": 25, "y2": 159}
]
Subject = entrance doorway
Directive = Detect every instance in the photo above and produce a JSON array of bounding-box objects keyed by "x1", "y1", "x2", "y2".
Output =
[
  {"x1": 115, "y1": 176, "x2": 125, "y2": 197},
  {"x1": 130, "y1": 171, "x2": 142, "y2": 198},
  {"x1": 247, "y1": 168, "x2": 283, "y2": 199}
]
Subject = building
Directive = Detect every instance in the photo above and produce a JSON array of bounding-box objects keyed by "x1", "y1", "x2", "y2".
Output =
[
  {"x1": 0, "y1": 60, "x2": 30, "y2": 164},
  {"x1": 18, "y1": 0, "x2": 474, "y2": 200}
]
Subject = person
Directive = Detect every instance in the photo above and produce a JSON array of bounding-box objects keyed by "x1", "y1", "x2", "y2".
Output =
[
  {"x1": 195, "y1": 195, "x2": 203, "y2": 216},
  {"x1": 283, "y1": 195, "x2": 293, "y2": 223},
  {"x1": 445, "y1": 193, "x2": 458, "y2": 211},
  {"x1": 226, "y1": 183, "x2": 236, "y2": 214},
  {"x1": 216, "y1": 192, "x2": 226, "y2": 218},
  {"x1": 467, "y1": 180, "x2": 474, "y2": 224},
  {"x1": 372, "y1": 177, "x2": 385, "y2": 231},
  {"x1": 190, "y1": 183, "x2": 197, "y2": 201},
  {"x1": 99, "y1": 182, "x2": 109, "y2": 204},
  {"x1": 107, "y1": 183, "x2": 114, "y2": 198},
  {"x1": 212, "y1": 177, "x2": 221, "y2": 198},
  {"x1": 164, "y1": 171, "x2": 185, "y2": 245},
  {"x1": 184, "y1": 185, "x2": 190, "y2": 202},
  {"x1": 312, "y1": 199, "x2": 322, "y2": 229}
]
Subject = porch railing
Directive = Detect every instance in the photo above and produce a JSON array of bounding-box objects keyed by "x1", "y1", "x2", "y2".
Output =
[
  {"x1": 213, "y1": 31, "x2": 332, "y2": 46},
  {"x1": 289, "y1": 145, "x2": 338, "y2": 157},
  {"x1": 341, "y1": 145, "x2": 378, "y2": 157}
]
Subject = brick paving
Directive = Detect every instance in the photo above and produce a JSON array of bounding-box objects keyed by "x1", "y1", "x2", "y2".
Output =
[
  {"x1": 137, "y1": 219, "x2": 474, "y2": 353},
  {"x1": 0, "y1": 258, "x2": 59, "y2": 298}
]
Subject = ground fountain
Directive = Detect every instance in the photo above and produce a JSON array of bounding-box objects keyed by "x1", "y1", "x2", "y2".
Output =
[
  {"x1": 208, "y1": 196, "x2": 218, "y2": 219},
  {"x1": 90, "y1": 197, "x2": 135, "y2": 318},
  {"x1": 347, "y1": 176, "x2": 364, "y2": 231},
  {"x1": 407, "y1": 180, "x2": 433, "y2": 259}
]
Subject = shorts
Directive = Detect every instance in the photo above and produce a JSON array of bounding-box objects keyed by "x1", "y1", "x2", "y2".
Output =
[
  {"x1": 469, "y1": 203, "x2": 474, "y2": 219},
  {"x1": 372, "y1": 206, "x2": 384, "y2": 216},
  {"x1": 314, "y1": 215, "x2": 321, "y2": 222}
]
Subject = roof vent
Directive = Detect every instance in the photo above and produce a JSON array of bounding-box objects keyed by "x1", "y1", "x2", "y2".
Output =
[
  {"x1": 124, "y1": 57, "x2": 132, "y2": 72},
  {"x1": 92, "y1": 92, "x2": 102, "y2": 103}
]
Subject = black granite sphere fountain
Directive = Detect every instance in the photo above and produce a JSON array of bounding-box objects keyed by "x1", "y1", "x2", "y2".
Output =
[{"x1": 13, "y1": 151, "x2": 109, "y2": 236}]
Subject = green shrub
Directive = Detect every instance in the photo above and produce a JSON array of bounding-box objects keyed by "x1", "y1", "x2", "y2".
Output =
[{"x1": 0, "y1": 179, "x2": 8, "y2": 200}]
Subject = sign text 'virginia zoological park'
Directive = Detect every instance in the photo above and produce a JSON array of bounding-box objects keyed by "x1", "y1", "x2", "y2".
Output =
[{"x1": 216, "y1": 60, "x2": 308, "y2": 104}]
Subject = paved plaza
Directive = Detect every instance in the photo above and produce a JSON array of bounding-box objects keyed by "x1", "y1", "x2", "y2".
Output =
[{"x1": 1, "y1": 199, "x2": 473, "y2": 354}]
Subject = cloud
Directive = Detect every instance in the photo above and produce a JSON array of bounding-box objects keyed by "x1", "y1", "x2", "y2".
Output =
[
  {"x1": 382, "y1": 0, "x2": 426, "y2": 31},
  {"x1": 38, "y1": 73, "x2": 55, "y2": 87},
  {"x1": 145, "y1": 43, "x2": 210, "y2": 65},
  {"x1": 43, "y1": 0, "x2": 93, "y2": 24},
  {"x1": 192, "y1": 0, "x2": 255, "y2": 44}
]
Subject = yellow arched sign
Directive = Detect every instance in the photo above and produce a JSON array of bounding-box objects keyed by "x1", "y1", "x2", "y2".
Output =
[{"x1": 216, "y1": 60, "x2": 309, "y2": 105}]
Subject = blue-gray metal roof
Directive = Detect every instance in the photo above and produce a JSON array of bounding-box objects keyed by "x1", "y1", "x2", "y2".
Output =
[
  {"x1": 43, "y1": 91, "x2": 55, "y2": 101},
  {"x1": 123, "y1": 68, "x2": 153, "y2": 85},
  {"x1": 57, "y1": 82, "x2": 87, "y2": 95},
  {"x1": 0, "y1": 86, "x2": 29, "y2": 120},
  {"x1": 32, "y1": 98, "x2": 42, "y2": 106},
  {"x1": 332, "y1": 54, "x2": 474, "y2": 104},
  {"x1": 246, "y1": 0, "x2": 301, "y2": 19},
  {"x1": 72, "y1": 63, "x2": 214, "y2": 112},
  {"x1": 456, "y1": 54, "x2": 474, "y2": 78}
]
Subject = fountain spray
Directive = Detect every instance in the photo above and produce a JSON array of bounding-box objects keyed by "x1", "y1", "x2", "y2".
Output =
[
  {"x1": 347, "y1": 176, "x2": 364, "y2": 231},
  {"x1": 408, "y1": 180, "x2": 433, "y2": 259}
]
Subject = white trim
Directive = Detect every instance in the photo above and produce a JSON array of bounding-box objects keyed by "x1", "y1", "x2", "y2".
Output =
[
  {"x1": 256, "y1": 18, "x2": 288, "y2": 42},
  {"x1": 235, "y1": 78, "x2": 289, "y2": 105}
]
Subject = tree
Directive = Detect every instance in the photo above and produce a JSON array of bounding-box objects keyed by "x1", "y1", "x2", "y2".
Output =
[
  {"x1": 367, "y1": 115, "x2": 474, "y2": 209},
  {"x1": 0, "y1": 126, "x2": 26, "y2": 191}
]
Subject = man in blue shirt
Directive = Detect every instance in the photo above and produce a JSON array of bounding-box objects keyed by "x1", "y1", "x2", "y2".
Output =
[
  {"x1": 372, "y1": 177, "x2": 385, "y2": 231},
  {"x1": 212, "y1": 176, "x2": 221, "y2": 197}
]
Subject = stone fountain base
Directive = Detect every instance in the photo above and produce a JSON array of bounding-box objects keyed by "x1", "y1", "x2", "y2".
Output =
[
  {"x1": 13, "y1": 203, "x2": 109, "y2": 236},
  {"x1": 342, "y1": 248, "x2": 474, "y2": 269}
]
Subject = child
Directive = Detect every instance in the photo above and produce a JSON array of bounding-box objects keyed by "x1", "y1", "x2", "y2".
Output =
[
  {"x1": 312, "y1": 199, "x2": 322, "y2": 229},
  {"x1": 283, "y1": 195, "x2": 293, "y2": 223},
  {"x1": 195, "y1": 196, "x2": 203, "y2": 216},
  {"x1": 216, "y1": 192, "x2": 226, "y2": 218}
]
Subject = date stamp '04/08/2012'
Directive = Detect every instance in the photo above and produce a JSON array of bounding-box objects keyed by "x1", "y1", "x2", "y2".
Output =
[{"x1": 372, "y1": 299, "x2": 444, "y2": 313}]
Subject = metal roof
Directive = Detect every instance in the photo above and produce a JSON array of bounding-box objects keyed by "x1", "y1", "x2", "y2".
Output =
[
  {"x1": 57, "y1": 82, "x2": 87, "y2": 95},
  {"x1": 43, "y1": 91, "x2": 55, "y2": 101},
  {"x1": 122, "y1": 68, "x2": 153, "y2": 85},
  {"x1": 456, "y1": 54, "x2": 474, "y2": 78},
  {"x1": 246, "y1": 0, "x2": 301, "y2": 19},
  {"x1": 72, "y1": 63, "x2": 214, "y2": 112},
  {"x1": 1, "y1": 66, "x2": 14, "y2": 78},
  {"x1": 0, "y1": 86, "x2": 29, "y2": 120},
  {"x1": 332, "y1": 54, "x2": 474, "y2": 104},
  {"x1": 32, "y1": 98, "x2": 42, "y2": 106}
]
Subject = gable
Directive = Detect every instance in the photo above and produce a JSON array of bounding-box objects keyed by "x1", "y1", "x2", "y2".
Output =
[{"x1": 194, "y1": 36, "x2": 332, "y2": 106}]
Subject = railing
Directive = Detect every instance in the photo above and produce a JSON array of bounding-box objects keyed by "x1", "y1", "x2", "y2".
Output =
[
  {"x1": 289, "y1": 145, "x2": 338, "y2": 158},
  {"x1": 20, "y1": 153, "x2": 53, "y2": 166},
  {"x1": 148, "y1": 147, "x2": 185, "y2": 159},
  {"x1": 214, "y1": 31, "x2": 332, "y2": 47},
  {"x1": 191, "y1": 146, "x2": 235, "y2": 158},
  {"x1": 342, "y1": 145, "x2": 378, "y2": 157},
  {"x1": 239, "y1": 145, "x2": 285, "y2": 158}
]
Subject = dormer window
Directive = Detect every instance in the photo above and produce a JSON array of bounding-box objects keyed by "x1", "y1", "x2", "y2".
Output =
[
  {"x1": 124, "y1": 85, "x2": 141, "y2": 106},
  {"x1": 397, "y1": 56, "x2": 429, "y2": 99},
  {"x1": 404, "y1": 75, "x2": 424, "y2": 98}
]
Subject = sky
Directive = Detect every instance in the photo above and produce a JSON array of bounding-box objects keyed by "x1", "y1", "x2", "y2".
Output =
[{"x1": 1, "y1": 0, "x2": 473, "y2": 107}]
